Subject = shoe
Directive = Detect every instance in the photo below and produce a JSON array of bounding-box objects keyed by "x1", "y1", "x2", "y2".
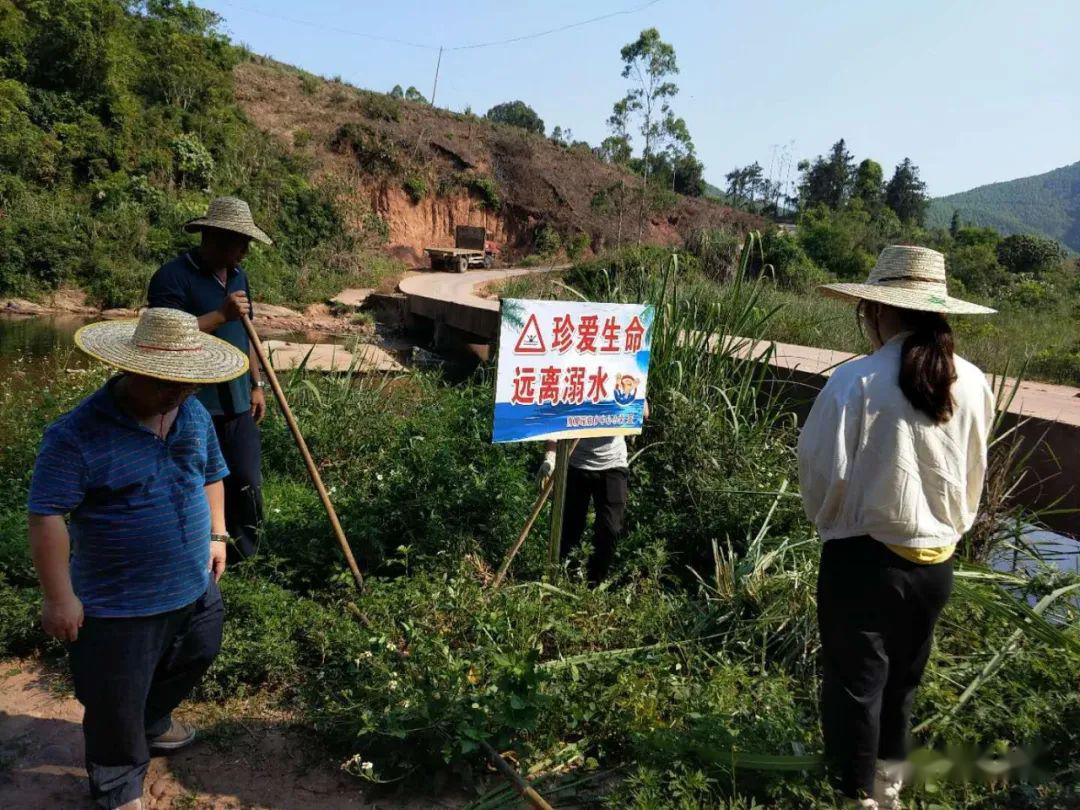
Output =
[
  {"x1": 874, "y1": 760, "x2": 906, "y2": 810},
  {"x1": 148, "y1": 719, "x2": 197, "y2": 753},
  {"x1": 117, "y1": 800, "x2": 143, "y2": 810}
]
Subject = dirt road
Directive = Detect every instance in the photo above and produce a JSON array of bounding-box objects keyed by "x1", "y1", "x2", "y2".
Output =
[{"x1": 0, "y1": 660, "x2": 456, "y2": 810}]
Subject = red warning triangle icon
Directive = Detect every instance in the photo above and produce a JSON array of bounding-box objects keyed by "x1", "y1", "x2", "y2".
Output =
[{"x1": 514, "y1": 313, "x2": 547, "y2": 354}]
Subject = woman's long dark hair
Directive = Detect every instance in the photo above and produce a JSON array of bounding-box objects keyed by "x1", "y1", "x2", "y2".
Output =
[{"x1": 858, "y1": 301, "x2": 957, "y2": 424}]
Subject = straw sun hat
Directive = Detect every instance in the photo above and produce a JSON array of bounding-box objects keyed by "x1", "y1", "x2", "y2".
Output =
[
  {"x1": 183, "y1": 196, "x2": 273, "y2": 245},
  {"x1": 75, "y1": 308, "x2": 249, "y2": 384},
  {"x1": 818, "y1": 245, "x2": 996, "y2": 315}
]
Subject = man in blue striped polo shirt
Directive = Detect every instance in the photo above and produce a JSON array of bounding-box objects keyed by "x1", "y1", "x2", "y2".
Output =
[{"x1": 27, "y1": 308, "x2": 249, "y2": 810}]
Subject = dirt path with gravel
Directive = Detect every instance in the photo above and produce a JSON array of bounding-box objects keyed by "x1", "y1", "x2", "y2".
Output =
[{"x1": 0, "y1": 660, "x2": 459, "y2": 810}]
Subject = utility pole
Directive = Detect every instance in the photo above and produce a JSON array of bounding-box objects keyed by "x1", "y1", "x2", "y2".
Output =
[{"x1": 430, "y1": 46, "x2": 443, "y2": 107}]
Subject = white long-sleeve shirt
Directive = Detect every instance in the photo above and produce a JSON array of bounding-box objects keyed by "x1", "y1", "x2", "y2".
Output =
[{"x1": 797, "y1": 334, "x2": 994, "y2": 548}]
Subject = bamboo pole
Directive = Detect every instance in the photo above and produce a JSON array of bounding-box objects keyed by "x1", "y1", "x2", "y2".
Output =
[
  {"x1": 546, "y1": 439, "x2": 573, "y2": 574},
  {"x1": 490, "y1": 477, "x2": 553, "y2": 590},
  {"x1": 240, "y1": 315, "x2": 364, "y2": 591},
  {"x1": 479, "y1": 741, "x2": 554, "y2": 810}
]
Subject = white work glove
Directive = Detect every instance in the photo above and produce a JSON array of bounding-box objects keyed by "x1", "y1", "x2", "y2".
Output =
[{"x1": 535, "y1": 450, "x2": 557, "y2": 487}]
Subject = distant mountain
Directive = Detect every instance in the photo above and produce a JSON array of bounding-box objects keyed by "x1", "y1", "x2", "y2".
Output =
[
  {"x1": 927, "y1": 161, "x2": 1080, "y2": 252},
  {"x1": 702, "y1": 180, "x2": 725, "y2": 200}
]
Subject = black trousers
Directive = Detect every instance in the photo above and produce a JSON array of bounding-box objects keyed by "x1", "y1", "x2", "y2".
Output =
[
  {"x1": 560, "y1": 466, "x2": 628, "y2": 584},
  {"x1": 69, "y1": 581, "x2": 224, "y2": 809},
  {"x1": 213, "y1": 411, "x2": 263, "y2": 561},
  {"x1": 817, "y1": 536, "x2": 953, "y2": 798}
]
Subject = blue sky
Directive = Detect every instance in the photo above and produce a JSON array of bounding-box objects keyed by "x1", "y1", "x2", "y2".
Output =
[{"x1": 203, "y1": 0, "x2": 1079, "y2": 196}]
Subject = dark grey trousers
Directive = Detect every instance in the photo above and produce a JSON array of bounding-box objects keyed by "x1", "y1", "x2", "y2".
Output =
[
  {"x1": 213, "y1": 411, "x2": 263, "y2": 561},
  {"x1": 69, "y1": 581, "x2": 223, "y2": 808},
  {"x1": 560, "y1": 466, "x2": 628, "y2": 584}
]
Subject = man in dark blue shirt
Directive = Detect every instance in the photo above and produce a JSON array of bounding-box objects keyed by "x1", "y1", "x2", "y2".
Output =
[
  {"x1": 148, "y1": 197, "x2": 273, "y2": 561},
  {"x1": 29, "y1": 307, "x2": 249, "y2": 809}
]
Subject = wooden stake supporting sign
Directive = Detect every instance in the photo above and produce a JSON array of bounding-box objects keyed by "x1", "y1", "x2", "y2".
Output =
[
  {"x1": 490, "y1": 439, "x2": 578, "y2": 591},
  {"x1": 546, "y1": 439, "x2": 574, "y2": 574}
]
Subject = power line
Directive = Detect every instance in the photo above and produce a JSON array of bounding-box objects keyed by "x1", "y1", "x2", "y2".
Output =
[
  {"x1": 216, "y1": 0, "x2": 664, "y2": 52},
  {"x1": 216, "y1": 1, "x2": 435, "y2": 49},
  {"x1": 446, "y1": 0, "x2": 665, "y2": 51}
]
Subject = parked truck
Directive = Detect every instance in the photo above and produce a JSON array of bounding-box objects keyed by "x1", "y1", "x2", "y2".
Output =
[{"x1": 424, "y1": 226, "x2": 499, "y2": 273}]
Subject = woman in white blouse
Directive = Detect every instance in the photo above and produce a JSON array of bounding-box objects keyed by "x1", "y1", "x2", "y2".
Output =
[{"x1": 797, "y1": 245, "x2": 996, "y2": 809}]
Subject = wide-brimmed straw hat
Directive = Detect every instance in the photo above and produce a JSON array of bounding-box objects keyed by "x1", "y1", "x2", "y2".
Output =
[
  {"x1": 818, "y1": 245, "x2": 996, "y2": 315},
  {"x1": 75, "y1": 308, "x2": 249, "y2": 384},
  {"x1": 183, "y1": 196, "x2": 273, "y2": 245}
]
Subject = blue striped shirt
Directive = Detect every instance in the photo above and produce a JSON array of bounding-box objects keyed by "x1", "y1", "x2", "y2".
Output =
[{"x1": 27, "y1": 379, "x2": 229, "y2": 618}]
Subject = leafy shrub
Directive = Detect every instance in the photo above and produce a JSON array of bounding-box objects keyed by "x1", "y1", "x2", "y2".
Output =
[
  {"x1": 1002, "y1": 275, "x2": 1059, "y2": 310},
  {"x1": 686, "y1": 227, "x2": 742, "y2": 282},
  {"x1": 566, "y1": 245, "x2": 699, "y2": 297},
  {"x1": 0, "y1": 576, "x2": 45, "y2": 657},
  {"x1": 565, "y1": 231, "x2": 591, "y2": 261},
  {"x1": 946, "y1": 241, "x2": 1008, "y2": 296},
  {"x1": 299, "y1": 73, "x2": 319, "y2": 95},
  {"x1": 533, "y1": 224, "x2": 562, "y2": 257},
  {"x1": 170, "y1": 133, "x2": 214, "y2": 190},
  {"x1": 954, "y1": 225, "x2": 1000, "y2": 248},
  {"x1": 359, "y1": 92, "x2": 401, "y2": 122},
  {"x1": 484, "y1": 100, "x2": 545, "y2": 135},
  {"x1": 330, "y1": 122, "x2": 401, "y2": 175},
  {"x1": 292, "y1": 128, "x2": 312, "y2": 149},
  {"x1": 1027, "y1": 342, "x2": 1080, "y2": 385},
  {"x1": 274, "y1": 177, "x2": 348, "y2": 266},
  {"x1": 200, "y1": 576, "x2": 310, "y2": 699},
  {"x1": 796, "y1": 205, "x2": 875, "y2": 280},
  {"x1": 466, "y1": 175, "x2": 501, "y2": 210},
  {"x1": 997, "y1": 233, "x2": 1065, "y2": 276},
  {"x1": 403, "y1": 174, "x2": 427, "y2": 204},
  {"x1": 0, "y1": 190, "x2": 89, "y2": 291},
  {"x1": 760, "y1": 230, "x2": 827, "y2": 292}
]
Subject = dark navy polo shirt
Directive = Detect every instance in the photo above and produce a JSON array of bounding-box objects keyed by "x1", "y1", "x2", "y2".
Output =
[
  {"x1": 27, "y1": 379, "x2": 229, "y2": 618},
  {"x1": 147, "y1": 251, "x2": 253, "y2": 416}
]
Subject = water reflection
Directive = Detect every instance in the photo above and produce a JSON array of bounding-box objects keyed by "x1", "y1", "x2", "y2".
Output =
[
  {"x1": 993, "y1": 527, "x2": 1079, "y2": 575},
  {"x1": 0, "y1": 314, "x2": 89, "y2": 359}
]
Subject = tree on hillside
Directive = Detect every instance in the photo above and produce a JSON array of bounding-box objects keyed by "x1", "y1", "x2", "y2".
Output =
[
  {"x1": 485, "y1": 100, "x2": 544, "y2": 135},
  {"x1": 852, "y1": 158, "x2": 884, "y2": 212},
  {"x1": 996, "y1": 233, "x2": 1065, "y2": 276},
  {"x1": 949, "y1": 208, "x2": 961, "y2": 238},
  {"x1": 725, "y1": 162, "x2": 764, "y2": 207},
  {"x1": 597, "y1": 135, "x2": 632, "y2": 166},
  {"x1": 660, "y1": 114, "x2": 703, "y2": 195},
  {"x1": 954, "y1": 225, "x2": 999, "y2": 247},
  {"x1": 885, "y1": 158, "x2": 928, "y2": 226},
  {"x1": 389, "y1": 85, "x2": 428, "y2": 103},
  {"x1": 550, "y1": 125, "x2": 569, "y2": 145},
  {"x1": 725, "y1": 162, "x2": 785, "y2": 213},
  {"x1": 611, "y1": 27, "x2": 682, "y2": 239},
  {"x1": 797, "y1": 139, "x2": 855, "y2": 210}
]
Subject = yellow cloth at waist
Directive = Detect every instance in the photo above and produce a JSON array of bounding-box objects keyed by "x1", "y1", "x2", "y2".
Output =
[{"x1": 882, "y1": 542, "x2": 956, "y2": 565}]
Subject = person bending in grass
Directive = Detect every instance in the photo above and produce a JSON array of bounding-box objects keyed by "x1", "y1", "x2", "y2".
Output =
[
  {"x1": 27, "y1": 308, "x2": 248, "y2": 810},
  {"x1": 798, "y1": 246, "x2": 995, "y2": 809},
  {"x1": 538, "y1": 402, "x2": 648, "y2": 585}
]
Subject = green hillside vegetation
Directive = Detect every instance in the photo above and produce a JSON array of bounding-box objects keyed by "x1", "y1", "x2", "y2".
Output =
[
  {"x1": 0, "y1": 0, "x2": 404, "y2": 308},
  {"x1": 927, "y1": 161, "x2": 1080, "y2": 253},
  {"x1": 0, "y1": 3, "x2": 756, "y2": 310}
]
